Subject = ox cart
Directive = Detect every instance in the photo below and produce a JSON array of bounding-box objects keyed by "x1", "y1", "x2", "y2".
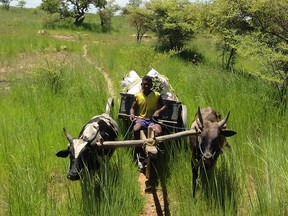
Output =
[
  {"x1": 57, "y1": 69, "x2": 199, "y2": 194},
  {"x1": 117, "y1": 69, "x2": 188, "y2": 135},
  {"x1": 57, "y1": 69, "x2": 236, "y2": 196}
]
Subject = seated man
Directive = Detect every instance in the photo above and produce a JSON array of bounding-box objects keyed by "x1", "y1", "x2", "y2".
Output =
[{"x1": 129, "y1": 75, "x2": 167, "y2": 172}]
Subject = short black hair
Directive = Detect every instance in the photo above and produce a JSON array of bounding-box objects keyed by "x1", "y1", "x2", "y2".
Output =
[{"x1": 142, "y1": 75, "x2": 153, "y2": 84}]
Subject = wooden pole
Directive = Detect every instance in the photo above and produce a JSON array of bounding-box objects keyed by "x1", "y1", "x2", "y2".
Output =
[
  {"x1": 92, "y1": 129, "x2": 199, "y2": 148},
  {"x1": 144, "y1": 127, "x2": 157, "y2": 187}
]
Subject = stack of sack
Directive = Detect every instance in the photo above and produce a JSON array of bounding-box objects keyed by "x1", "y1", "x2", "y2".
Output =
[{"x1": 121, "y1": 68, "x2": 177, "y2": 100}]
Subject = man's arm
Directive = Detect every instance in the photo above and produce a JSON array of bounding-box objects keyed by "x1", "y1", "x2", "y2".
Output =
[
  {"x1": 129, "y1": 97, "x2": 137, "y2": 121},
  {"x1": 153, "y1": 96, "x2": 167, "y2": 118}
]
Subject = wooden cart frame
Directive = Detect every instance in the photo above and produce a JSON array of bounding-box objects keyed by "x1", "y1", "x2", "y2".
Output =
[{"x1": 117, "y1": 93, "x2": 188, "y2": 133}]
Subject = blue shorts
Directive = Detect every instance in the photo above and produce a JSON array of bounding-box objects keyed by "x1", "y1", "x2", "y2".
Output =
[{"x1": 135, "y1": 118, "x2": 154, "y2": 128}]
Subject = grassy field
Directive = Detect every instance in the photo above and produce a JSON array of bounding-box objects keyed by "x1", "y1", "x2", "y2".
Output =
[{"x1": 0, "y1": 7, "x2": 287, "y2": 216}]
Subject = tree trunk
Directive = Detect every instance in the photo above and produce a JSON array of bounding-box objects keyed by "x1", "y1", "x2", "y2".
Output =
[
  {"x1": 3, "y1": 4, "x2": 10, "y2": 10},
  {"x1": 277, "y1": 80, "x2": 287, "y2": 113},
  {"x1": 136, "y1": 32, "x2": 141, "y2": 43},
  {"x1": 226, "y1": 48, "x2": 236, "y2": 71},
  {"x1": 74, "y1": 15, "x2": 85, "y2": 25}
]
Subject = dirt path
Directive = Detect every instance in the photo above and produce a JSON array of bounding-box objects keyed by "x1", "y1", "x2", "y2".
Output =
[
  {"x1": 82, "y1": 45, "x2": 115, "y2": 98},
  {"x1": 82, "y1": 45, "x2": 167, "y2": 215},
  {"x1": 138, "y1": 173, "x2": 167, "y2": 216}
]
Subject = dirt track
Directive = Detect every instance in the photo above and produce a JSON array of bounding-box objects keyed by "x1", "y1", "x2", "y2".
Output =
[{"x1": 82, "y1": 45, "x2": 115, "y2": 98}]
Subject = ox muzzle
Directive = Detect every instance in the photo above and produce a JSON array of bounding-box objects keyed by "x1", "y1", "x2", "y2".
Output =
[
  {"x1": 67, "y1": 158, "x2": 82, "y2": 181},
  {"x1": 198, "y1": 139, "x2": 220, "y2": 169},
  {"x1": 56, "y1": 141, "x2": 92, "y2": 181}
]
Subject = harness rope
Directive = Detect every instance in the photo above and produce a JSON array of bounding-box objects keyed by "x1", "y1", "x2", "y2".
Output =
[
  {"x1": 122, "y1": 116, "x2": 159, "y2": 147},
  {"x1": 151, "y1": 117, "x2": 190, "y2": 131},
  {"x1": 122, "y1": 115, "x2": 188, "y2": 152},
  {"x1": 122, "y1": 120, "x2": 134, "y2": 140}
]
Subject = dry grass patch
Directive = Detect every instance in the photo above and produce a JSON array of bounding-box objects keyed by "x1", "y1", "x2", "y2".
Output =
[
  {"x1": 0, "y1": 51, "x2": 78, "y2": 93},
  {"x1": 52, "y1": 34, "x2": 76, "y2": 42}
]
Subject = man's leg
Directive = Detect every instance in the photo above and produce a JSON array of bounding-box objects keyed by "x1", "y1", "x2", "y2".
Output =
[
  {"x1": 132, "y1": 122, "x2": 142, "y2": 140},
  {"x1": 149, "y1": 123, "x2": 162, "y2": 136},
  {"x1": 133, "y1": 122, "x2": 146, "y2": 172}
]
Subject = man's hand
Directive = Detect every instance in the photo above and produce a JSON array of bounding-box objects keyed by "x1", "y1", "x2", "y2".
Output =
[
  {"x1": 152, "y1": 110, "x2": 161, "y2": 118},
  {"x1": 130, "y1": 114, "x2": 136, "y2": 121}
]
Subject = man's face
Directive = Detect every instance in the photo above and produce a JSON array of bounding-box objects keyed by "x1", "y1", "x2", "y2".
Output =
[{"x1": 141, "y1": 81, "x2": 152, "y2": 92}]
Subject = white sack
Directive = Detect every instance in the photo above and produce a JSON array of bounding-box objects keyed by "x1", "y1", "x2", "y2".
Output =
[
  {"x1": 121, "y1": 70, "x2": 140, "y2": 87},
  {"x1": 147, "y1": 68, "x2": 170, "y2": 94}
]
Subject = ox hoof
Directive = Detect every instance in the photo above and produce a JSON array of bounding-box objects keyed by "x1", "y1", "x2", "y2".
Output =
[
  {"x1": 145, "y1": 181, "x2": 155, "y2": 193},
  {"x1": 145, "y1": 185, "x2": 154, "y2": 193}
]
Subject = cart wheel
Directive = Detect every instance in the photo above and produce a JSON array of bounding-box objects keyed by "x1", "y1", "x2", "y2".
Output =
[
  {"x1": 105, "y1": 98, "x2": 114, "y2": 115},
  {"x1": 180, "y1": 104, "x2": 187, "y2": 129}
]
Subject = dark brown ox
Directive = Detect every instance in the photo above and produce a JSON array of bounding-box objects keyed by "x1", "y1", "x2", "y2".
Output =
[
  {"x1": 190, "y1": 107, "x2": 236, "y2": 197},
  {"x1": 56, "y1": 113, "x2": 118, "y2": 181}
]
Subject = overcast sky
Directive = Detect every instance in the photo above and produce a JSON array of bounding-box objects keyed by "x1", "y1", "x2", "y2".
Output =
[{"x1": 11, "y1": 0, "x2": 130, "y2": 12}]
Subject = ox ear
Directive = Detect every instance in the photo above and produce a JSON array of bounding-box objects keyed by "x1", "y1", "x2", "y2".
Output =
[
  {"x1": 56, "y1": 149, "x2": 70, "y2": 158},
  {"x1": 221, "y1": 129, "x2": 237, "y2": 137}
]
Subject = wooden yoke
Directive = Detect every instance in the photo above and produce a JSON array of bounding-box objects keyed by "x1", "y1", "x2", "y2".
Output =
[
  {"x1": 140, "y1": 127, "x2": 158, "y2": 185},
  {"x1": 145, "y1": 126, "x2": 158, "y2": 158}
]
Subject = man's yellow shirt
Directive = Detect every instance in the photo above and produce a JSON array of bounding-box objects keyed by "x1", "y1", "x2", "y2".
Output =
[{"x1": 135, "y1": 91, "x2": 160, "y2": 119}]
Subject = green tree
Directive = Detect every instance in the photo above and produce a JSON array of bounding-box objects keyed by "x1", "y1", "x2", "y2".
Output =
[
  {"x1": 204, "y1": 0, "x2": 288, "y2": 109},
  {"x1": 205, "y1": 0, "x2": 253, "y2": 70},
  {"x1": 146, "y1": 0, "x2": 196, "y2": 51},
  {"x1": 68, "y1": 0, "x2": 94, "y2": 25},
  {"x1": 126, "y1": 6, "x2": 152, "y2": 43},
  {"x1": 40, "y1": 0, "x2": 70, "y2": 24},
  {"x1": 127, "y1": 0, "x2": 142, "y2": 7},
  {"x1": 40, "y1": 0, "x2": 93, "y2": 25},
  {"x1": 244, "y1": 0, "x2": 288, "y2": 109},
  {"x1": 122, "y1": 0, "x2": 142, "y2": 15},
  {"x1": 94, "y1": 0, "x2": 120, "y2": 27},
  {"x1": 0, "y1": 0, "x2": 15, "y2": 10},
  {"x1": 17, "y1": 0, "x2": 25, "y2": 8},
  {"x1": 40, "y1": 0, "x2": 62, "y2": 14}
]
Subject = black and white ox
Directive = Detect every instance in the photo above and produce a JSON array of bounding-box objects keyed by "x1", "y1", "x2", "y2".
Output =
[
  {"x1": 190, "y1": 107, "x2": 236, "y2": 197},
  {"x1": 56, "y1": 113, "x2": 118, "y2": 181}
]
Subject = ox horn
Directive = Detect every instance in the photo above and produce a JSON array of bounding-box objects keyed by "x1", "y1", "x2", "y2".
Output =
[
  {"x1": 63, "y1": 128, "x2": 73, "y2": 142},
  {"x1": 197, "y1": 107, "x2": 204, "y2": 128},
  {"x1": 218, "y1": 111, "x2": 230, "y2": 128}
]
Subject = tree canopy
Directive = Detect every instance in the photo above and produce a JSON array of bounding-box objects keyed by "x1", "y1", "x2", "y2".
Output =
[
  {"x1": 40, "y1": 0, "x2": 119, "y2": 26},
  {"x1": 125, "y1": 0, "x2": 197, "y2": 51},
  {"x1": 202, "y1": 0, "x2": 288, "y2": 108},
  {"x1": 147, "y1": 0, "x2": 197, "y2": 51},
  {"x1": 0, "y1": 0, "x2": 15, "y2": 10},
  {"x1": 125, "y1": 6, "x2": 152, "y2": 43}
]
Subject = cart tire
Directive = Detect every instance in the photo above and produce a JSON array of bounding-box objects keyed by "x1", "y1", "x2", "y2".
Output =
[
  {"x1": 105, "y1": 98, "x2": 114, "y2": 115},
  {"x1": 180, "y1": 104, "x2": 188, "y2": 129}
]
